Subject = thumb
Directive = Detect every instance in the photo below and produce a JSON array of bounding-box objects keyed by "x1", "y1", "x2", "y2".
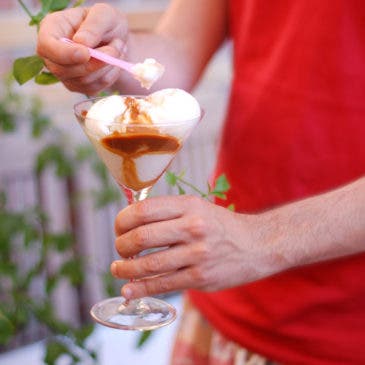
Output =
[{"x1": 73, "y1": 3, "x2": 127, "y2": 48}]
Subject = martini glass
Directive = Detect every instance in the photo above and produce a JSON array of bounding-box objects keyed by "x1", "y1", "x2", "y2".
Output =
[{"x1": 74, "y1": 96, "x2": 201, "y2": 330}]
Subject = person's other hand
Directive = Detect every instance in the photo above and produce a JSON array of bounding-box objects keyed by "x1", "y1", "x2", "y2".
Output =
[
  {"x1": 112, "y1": 195, "x2": 283, "y2": 299},
  {"x1": 37, "y1": 4, "x2": 128, "y2": 95}
]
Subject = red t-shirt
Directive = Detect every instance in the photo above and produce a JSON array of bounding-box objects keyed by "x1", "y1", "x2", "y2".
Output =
[{"x1": 189, "y1": 1, "x2": 365, "y2": 364}]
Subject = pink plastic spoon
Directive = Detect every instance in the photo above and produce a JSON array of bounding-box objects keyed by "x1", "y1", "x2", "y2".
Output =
[{"x1": 60, "y1": 37, "x2": 164, "y2": 89}]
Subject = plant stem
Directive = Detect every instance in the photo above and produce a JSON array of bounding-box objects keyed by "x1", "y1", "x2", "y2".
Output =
[
  {"x1": 17, "y1": 0, "x2": 33, "y2": 19},
  {"x1": 175, "y1": 176, "x2": 208, "y2": 198}
]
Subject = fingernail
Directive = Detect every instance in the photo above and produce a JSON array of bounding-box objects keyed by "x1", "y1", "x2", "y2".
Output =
[
  {"x1": 121, "y1": 42, "x2": 128, "y2": 57},
  {"x1": 110, "y1": 262, "x2": 118, "y2": 276},
  {"x1": 73, "y1": 30, "x2": 89, "y2": 42},
  {"x1": 72, "y1": 48, "x2": 88, "y2": 63},
  {"x1": 122, "y1": 286, "x2": 132, "y2": 299}
]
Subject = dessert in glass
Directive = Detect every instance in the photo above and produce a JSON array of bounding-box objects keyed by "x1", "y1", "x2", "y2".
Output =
[{"x1": 74, "y1": 88, "x2": 202, "y2": 330}]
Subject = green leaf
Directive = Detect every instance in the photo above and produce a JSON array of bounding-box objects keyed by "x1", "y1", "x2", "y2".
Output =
[
  {"x1": 93, "y1": 186, "x2": 120, "y2": 208},
  {"x1": 227, "y1": 203, "x2": 235, "y2": 211},
  {"x1": 29, "y1": 12, "x2": 44, "y2": 27},
  {"x1": 0, "y1": 212, "x2": 25, "y2": 247},
  {"x1": 59, "y1": 258, "x2": 84, "y2": 286},
  {"x1": 24, "y1": 225, "x2": 40, "y2": 247},
  {"x1": 165, "y1": 171, "x2": 177, "y2": 186},
  {"x1": 13, "y1": 56, "x2": 44, "y2": 85},
  {"x1": 212, "y1": 174, "x2": 230, "y2": 194},
  {"x1": 102, "y1": 272, "x2": 119, "y2": 297},
  {"x1": 40, "y1": 0, "x2": 51, "y2": 11},
  {"x1": 210, "y1": 191, "x2": 227, "y2": 200},
  {"x1": 31, "y1": 115, "x2": 51, "y2": 138},
  {"x1": 75, "y1": 145, "x2": 94, "y2": 162},
  {"x1": 177, "y1": 185, "x2": 186, "y2": 195},
  {"x1": 44, "y1": 340, "x2": 70, "y2": 365},
  {"x1": 0, "y1": 262, "x2": 16, "y2": 277},
  {"x1": 73, "y1": 0, "x2": 86, "y2": 8},
  {"x1": 46, "y1": 275, "x2": 58, "y2": 295},
  {"x1": 48, "y1": 0, "x2": 70, "y2": 12},
  {"x1": 92, "y1": 160, "x2": 108, "y2": 182},
  {"x1": 41, "y1": 0, "x2": 68, "y2": 12},
  {"x1": 136, "y1": 330, "x2": 153, "y2": 348},
  {"x1": 35, "y1": 72, "x2": 59, "y2": 85},
  {"x1": 44, "y1": 232, "x2": 73, "y2": 251},
  {"x1": 33, "y1": 302, "x2": 53, "y2": 323},
  {"x1": 0, "y1": 104, "x2": 16, "y2": 132},
  {"x1": 0, "y1": 191, "x2": 6, "y2": 208},
  {"x1": 13, "y1": 304, "x2": 30, "y2": 328},
  {"x1": 73, "y1": 323, "x2": 94, "y2": 346},
  {"x1": 35, "y1": 144, "x2": 74, "y2": 177},
  {"x1": 0, "y1": 309, "x2": 15, "y2": 345}
]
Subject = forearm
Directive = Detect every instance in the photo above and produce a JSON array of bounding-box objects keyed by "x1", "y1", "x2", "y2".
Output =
[
  {"x1": 112, "y1": 31, "x2": 196, "y2": 94},
  {"x1": 112, "y1": 0, "x2": 227, "y2": 94},
  {"x1": 261, "y1": 177, "x2": 365, "y2": 272}
]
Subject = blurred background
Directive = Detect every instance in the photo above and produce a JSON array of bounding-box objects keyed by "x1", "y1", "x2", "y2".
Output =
[{"x1": 0, "y1": 0, "x2": 232, "y2": 364}]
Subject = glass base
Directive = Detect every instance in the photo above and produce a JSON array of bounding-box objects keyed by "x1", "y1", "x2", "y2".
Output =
[{"x1": 90, "y1": 296, "x2": 177, "y2": 331}]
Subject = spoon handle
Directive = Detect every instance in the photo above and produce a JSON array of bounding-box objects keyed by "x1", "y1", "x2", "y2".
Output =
[{"x1": 60, "y1": 37, "x2": 134, "y2": 73}]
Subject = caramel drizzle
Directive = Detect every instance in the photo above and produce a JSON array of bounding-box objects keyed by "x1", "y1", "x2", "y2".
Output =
[
  {"x1": 101, "y1": 130, "x2": 181, "y2": 191},
  {"x1": 117, "y1": 97, "x2": 154, "y2": 125}
]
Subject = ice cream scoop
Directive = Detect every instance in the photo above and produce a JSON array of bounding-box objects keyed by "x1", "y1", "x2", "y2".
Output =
[
  {"x1": 82, "y1": 89, "x2": 201, "y2": 191},
  {"x1": 60, "y1": 38, "x2": 164, "y2": 89},
  {"x1": 85, "y1": 88, "x2": 201, "y2": 135}
]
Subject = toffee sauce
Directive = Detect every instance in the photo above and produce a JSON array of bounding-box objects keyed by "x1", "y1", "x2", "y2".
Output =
[{"x1": 101, "y1": 130, "x2": 181, "y2": 191}]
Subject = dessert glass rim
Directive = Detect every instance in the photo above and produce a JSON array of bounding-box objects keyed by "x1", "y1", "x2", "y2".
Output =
[{"x1": 73, "y1": 95, "x2": 203, "y2": 128}]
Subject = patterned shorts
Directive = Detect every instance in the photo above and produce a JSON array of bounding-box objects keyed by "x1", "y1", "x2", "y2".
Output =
[{"x1": 169, "y1": 296, "x2": 279, "y2": 365}]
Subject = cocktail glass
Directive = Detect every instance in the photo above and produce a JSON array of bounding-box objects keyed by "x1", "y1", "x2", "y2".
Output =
[{"x1": 74, "y1": 96, "x2": 202, "y2": 330}]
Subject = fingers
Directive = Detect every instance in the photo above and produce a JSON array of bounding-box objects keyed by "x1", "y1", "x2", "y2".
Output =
[
  {"x1": 120, "y1": 267, "x2": 204, "y2": 299},
  {"x1": 115, "y1": 216, "x2": 201, "y2": 257},
  {"x1": 37, "y1": 8, "x2": 90, "y2": 65},
  {"x1": 111, "y1": 243, "x2": 194, "y2": 280},
  {"x1": 37, "y1": 3, "x2": 128, "y2": 95},
  {"x1": 73, "y1": 3, "x2": 128, "y2": 48},
  {"x1": 114, "y1": 195, "x2": 203, "y2": 236},
  {"x1": 43, "y1": 37, "x2": 125, "y2": 94},
  {"x1": 112, "y1": 196, "x2": 220, "y2": 299},
  {"x1": 63, "y1": 65, "x2": 122, "y2": 95}
]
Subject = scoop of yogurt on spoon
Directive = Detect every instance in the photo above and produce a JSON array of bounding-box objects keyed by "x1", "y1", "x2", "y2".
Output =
[{"x1": 61, "y1": 38, "x2": 164, "y2": 89}]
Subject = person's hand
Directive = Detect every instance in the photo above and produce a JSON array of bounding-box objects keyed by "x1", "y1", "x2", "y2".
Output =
[
  {"x1": 112, "y1": 195, "x2": 283, "y2": 300},
  {"x1": 37, "y1": 3, "x2": 128, "y2": 95}
]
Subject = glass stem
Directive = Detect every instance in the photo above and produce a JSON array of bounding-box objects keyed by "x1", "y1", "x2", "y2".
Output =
[
  {"x1": 121, "y1": 186, "x2": 152, "y2": 305},
  {"x1": 122, "y1": 186, "x2": 151, "y2": 205}
]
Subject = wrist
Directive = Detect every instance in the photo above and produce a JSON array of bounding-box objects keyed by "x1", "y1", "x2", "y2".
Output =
[{"x1": 251, "y1": 209, "x2": 296, "y2": 276}]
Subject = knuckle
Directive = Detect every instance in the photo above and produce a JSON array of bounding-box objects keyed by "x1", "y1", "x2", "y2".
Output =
[
  {"x1": 94, "y1": 2, "x2": 111, "y2": 11},
  {"x1": 142, "y1": 255, "x2": 161, "y2": 275},
  {"x1": 40, "y1": 12, "x2": 55, "y2": 26},
  {"x1": 184, "y1": 195, "x2": 202, "y2": 207},
  {"x1": 192, "y1": 242, "x2": 209, "y2": 261},
  {"x1": 36, "y1": 42, "x2": 45, "y2": 57},
  {"x1": 103, "y1": 68, "x2": 120, "y2": 85},
  {"x1": 147, "y1": 277, "x2": 172, "y2": 295},
  {"x1": 114, "y1": 211, "x2": 123, "y2": 235},
  {"x1": 133, "y1": 201, "x2": 151, "y2": 223},
  {"x1": 99, "y1": 73, "x2": 115, "y2": 88},
  {"x1": 115, "y1": 237, "x2": 127, "y2": 258},
  {"x1": 43, "y1": 63, "x2": 64, "y2": 79},
  {"x1": 78, "y1": 75, "x2": 92, "y2": 86},
  {"x1": 63, "y1": 81, "x2": 81, "y2": 93},
  {"x1": 189, "y1": 266, "x2": 208, "y2": 285},
  {"x1": 186, "y1": 215, "x2": 207, "y2": 238},
  {"x1": 131, "y1": 227, "x2": 149, "y2": 251},
  {"x1": 156, "y1": 278, "x2": 172, "y2": 293}
]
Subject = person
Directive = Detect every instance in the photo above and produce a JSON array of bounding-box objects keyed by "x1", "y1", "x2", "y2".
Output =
[{"x1": 37, "y1": 1, "x2": 365, "y2": 364}]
